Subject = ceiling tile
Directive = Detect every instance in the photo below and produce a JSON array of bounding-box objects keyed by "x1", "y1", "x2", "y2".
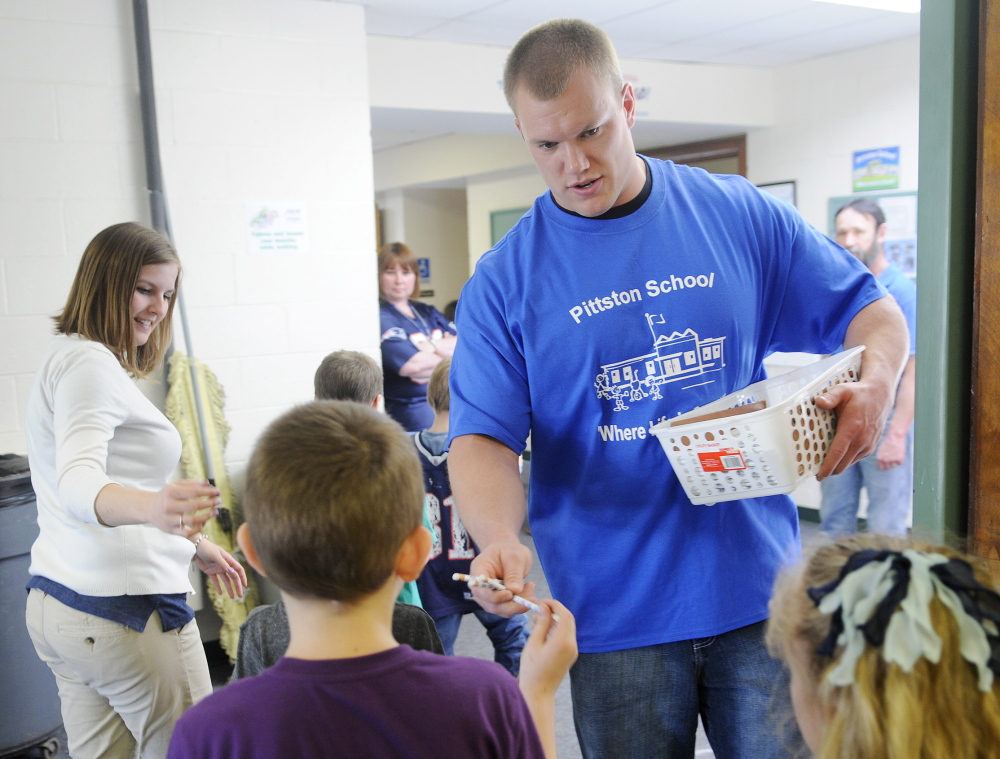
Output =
[
  {"x1": 701, "y1": 4, "x2": 897, "y2": 48},
  {"x1": 465, "y1": 0, "x2": 671, "y2": 29},
  {"x1": 343, "y1": 0, "x2": 921, "y2": 67},
  {"x1": 415, "y1": 18, "x2": 524, "y2": 46},
  {"x1": 354, "y1": 0, "x2": 500, "y2": 18},
  {"x1": 600, "y1": 0, "x2": 807, "y2": 44},
  {"x1": 766, "y1": 13, "x2": 920, "y2": 55},
  {"x1": 362, "y1": 7, "x2": 451, "y2": 36}
]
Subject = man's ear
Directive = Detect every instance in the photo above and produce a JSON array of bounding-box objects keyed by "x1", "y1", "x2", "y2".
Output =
[
  {"x1": 372, "y1": 393, "x2": 383, "y2": 411},
  {"x1": 395, "y1": 525, "x2": 433, "y2": 582},
  {"x1": 621, "y1": 82, "x2": 637, "y2": 129},
  {"x1": 876, "y1": 221, "x2": 888, "y2": 246},
  {"x1": 514, "y1": 117, "x2": 523, "y2": 139},
  {"x1": 236, "y1": 522, "x2": 267, "y2": 577}
]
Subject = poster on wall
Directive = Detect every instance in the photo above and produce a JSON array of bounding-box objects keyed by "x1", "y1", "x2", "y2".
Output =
[
  {"x1": 245, "y1": 202, "x2": 308, "y2": 255},
  {"x1": 828, "y1": 191, "x2": 917, "y2": 278},
  {"x1": 852, "y1": 147, "x2": 900, "y2": 192}
]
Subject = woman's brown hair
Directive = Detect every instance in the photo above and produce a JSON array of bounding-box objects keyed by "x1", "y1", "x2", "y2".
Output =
[
  {"x1": 56, "y1": 222, "x2": 180, "y2": 378},
  {"x1": 377, "y1": 242, "x2": 419, "y2": 301}
]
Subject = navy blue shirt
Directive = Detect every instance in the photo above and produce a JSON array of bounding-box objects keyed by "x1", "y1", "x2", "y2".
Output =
[
  {"x1": 413, "y1": 431, "x2": 481, "y2": 619},
  {"x1": 28, "y1": 575, "x2": 193, "y2": 632},
  {"x1": 379, "y1": 300, "x2": 456, "y2": 431}
]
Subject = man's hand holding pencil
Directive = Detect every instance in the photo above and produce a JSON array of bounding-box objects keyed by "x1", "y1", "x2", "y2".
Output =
[{"x1": 466, "y1": 538, "x2": 537, "y2": 617}]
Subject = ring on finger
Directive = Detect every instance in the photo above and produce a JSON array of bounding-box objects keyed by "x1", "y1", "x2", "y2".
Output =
[{"x1": 180, "y1": 513, "x2": 185, "y2": 529}]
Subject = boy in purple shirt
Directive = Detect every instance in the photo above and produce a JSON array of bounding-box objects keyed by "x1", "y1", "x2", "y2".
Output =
[{"x1": 167, "y1": 401, "x2": 576, "y2": 759}]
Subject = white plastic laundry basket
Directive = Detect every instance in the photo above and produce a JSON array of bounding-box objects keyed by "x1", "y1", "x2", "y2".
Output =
[{"x1": 650, "y1": 346, "x2": 864, "y2": 505}]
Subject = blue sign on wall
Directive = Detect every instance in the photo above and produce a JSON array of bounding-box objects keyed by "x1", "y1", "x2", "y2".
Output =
[
  {"x1": 852, "y1": 147, "x2": 900, "y2": 192},
  {"x1": 417, "y1": 257, "x2": 431, "y2": 282}
]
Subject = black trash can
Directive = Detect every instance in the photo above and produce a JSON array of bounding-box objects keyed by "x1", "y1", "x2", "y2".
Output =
[{"x1": 0, "y1": 454, "x2": 62, "y2": 758}]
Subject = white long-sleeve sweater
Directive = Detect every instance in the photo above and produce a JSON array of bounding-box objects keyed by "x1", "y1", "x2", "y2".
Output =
[{"x1": 25, "y1": 334, "x2": 195, "y2": 595}]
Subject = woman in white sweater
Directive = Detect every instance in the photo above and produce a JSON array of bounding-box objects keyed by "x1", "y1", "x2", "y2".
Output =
[{"x1": 24, "y1": 222, "x2": 247, "y2": 759}]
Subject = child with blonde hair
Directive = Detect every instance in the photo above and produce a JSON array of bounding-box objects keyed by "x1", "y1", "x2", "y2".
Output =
[{"x1": 767, "y1": 533, "x2": 1000, "y2": 758}]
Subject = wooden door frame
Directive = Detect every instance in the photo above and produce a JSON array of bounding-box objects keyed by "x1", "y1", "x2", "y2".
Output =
[
  {"x1": 969, "y1": 0, "x2": 1000, "y2": 568},
  {"x1": 643, "y1": 135, "x2": 747, "y2": 177}
]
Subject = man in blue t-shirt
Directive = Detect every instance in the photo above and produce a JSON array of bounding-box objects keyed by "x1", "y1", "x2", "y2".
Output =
[
  {"x1": 447, "y1": 19, "x2": 910, "y2": 759},
  {"x1": 820, "y1": 199, "x2": 917, "y2": 537}
]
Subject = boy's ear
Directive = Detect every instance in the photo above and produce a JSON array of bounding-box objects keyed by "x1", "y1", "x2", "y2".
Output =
[
  {"x1": 373, "y1": 393, "x2": 383, "y2": 411},
  {"x1": 395, "y1": 525, "x2": 432, "y2": 582},
  {"x1": 236, "y1": 522, "x2": 267, "y2": 577}
]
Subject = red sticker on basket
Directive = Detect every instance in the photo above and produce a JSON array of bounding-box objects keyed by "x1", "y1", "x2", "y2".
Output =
[{"x1": 697, "y1": 448, "x2": 746, "y2": 473}]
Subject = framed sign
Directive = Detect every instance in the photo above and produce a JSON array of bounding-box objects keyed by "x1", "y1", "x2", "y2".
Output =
[{"x1": 757, "y1": 181, "x2": 797, "y2": 207}]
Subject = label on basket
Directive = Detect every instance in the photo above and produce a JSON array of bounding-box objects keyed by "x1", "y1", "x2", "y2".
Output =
[{"x1": 697, "y1": 448, "x2": 747, "y2": 473}]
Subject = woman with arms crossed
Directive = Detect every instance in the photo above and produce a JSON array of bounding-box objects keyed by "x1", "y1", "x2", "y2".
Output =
[
  {"x1": 378, "y1": 242, "x2": 457, "y2": 431},
  {"x1": 24, "y1": 222, "x2": 247, "y2": 759}
]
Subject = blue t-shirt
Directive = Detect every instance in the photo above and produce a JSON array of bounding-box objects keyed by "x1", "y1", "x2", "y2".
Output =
[
  {"x1": 449, "y1": 158, "x2": 887, "y2": 653},
  {"x1": 878, "y1": 263, "x2": 917, "y2": 356},
  {"x1": 413, "y1": 431, "x2": 482, "y2": 619}
]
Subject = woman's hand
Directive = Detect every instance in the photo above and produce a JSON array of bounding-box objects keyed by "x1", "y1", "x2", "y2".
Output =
[
  {"x1": 192, "y1": 536, "x2": 248, "y2": 599},
  {"x1": 150, "y1": 480, "x2": 221, "y2": 536},
  {"x1": 94, "y1": 480, "x2": 220, "y2": 533}
]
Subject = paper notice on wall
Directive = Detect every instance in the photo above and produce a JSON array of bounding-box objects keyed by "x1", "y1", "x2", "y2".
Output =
[
  {"x1": 245, "y1": 202, "x2": 308, "y2": 255},
  {"x1": 852, "y1": 147, "x2": 900, "y2": 192}
]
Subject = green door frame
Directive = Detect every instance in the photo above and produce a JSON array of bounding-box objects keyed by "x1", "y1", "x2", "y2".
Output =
[{"x1": 913, "y1": 0, "x2": 979, "y2": 541}]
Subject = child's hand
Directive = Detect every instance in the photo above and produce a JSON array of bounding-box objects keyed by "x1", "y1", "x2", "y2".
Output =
[{"x1": 519, "y1": 600, "x2": 577, "y2": 698}]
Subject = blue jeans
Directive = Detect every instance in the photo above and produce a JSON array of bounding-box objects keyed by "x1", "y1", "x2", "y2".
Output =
[
  {"x1": 433, "y1": 608, "x2": 529, "y2": 677},
  {"x1": 569, "y1": 620, "x2": 802, "y2": 758},
  {"x1": 820, "y1": 421, "x2": 913, "y2": 536}
]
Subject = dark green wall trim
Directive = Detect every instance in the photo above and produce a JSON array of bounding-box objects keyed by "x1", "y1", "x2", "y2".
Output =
[
  {"x1": 798, "y1": 506, "x2": 820, "y2": 524},
  {"x1": 914, "y1": 0, "x2": 979, "y2": 541}
]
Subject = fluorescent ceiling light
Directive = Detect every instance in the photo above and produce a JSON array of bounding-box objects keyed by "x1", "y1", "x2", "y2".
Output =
[{"x1": 810, "y1": 0, "x2": 919, "y2": 12}]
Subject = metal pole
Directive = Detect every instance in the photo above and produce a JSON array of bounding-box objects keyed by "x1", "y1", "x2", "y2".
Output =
[{"x1": 132, "y1": 0, "x2": 216, "y2": 486}]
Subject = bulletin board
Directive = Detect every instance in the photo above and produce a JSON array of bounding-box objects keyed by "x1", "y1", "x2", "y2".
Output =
[
  {"x1": 490, "y1": 207, "x2": 530, "y2": 246},
  {"x1": 828, "y1": 191, "x2": 918, "y2": 279}
]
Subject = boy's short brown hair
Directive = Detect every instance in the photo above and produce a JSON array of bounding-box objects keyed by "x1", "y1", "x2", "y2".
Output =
[
  {"x1": 314, "y1": 350, "x2": 383, "y2": 404},
  {"x1": 425, "y1": 358, "x2": 450, "y2": 413},
  {"x1": 243, "y1": 401, "x2": 424, "y2": 602}
]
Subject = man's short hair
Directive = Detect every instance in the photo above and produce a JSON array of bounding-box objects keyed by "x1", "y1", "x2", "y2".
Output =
[
  {"x1": 835, "y1": 198, "x2": 886, "y2": 229},
  {"x1": 243, "y1": 401, "x2": 424, "y2": 603},
  {"x1": 503, "y1": 18, "x2": 622, "y2": 112},
  {"x1": 314, "y1": 350, "x2": 383, "y2": 404},
  {"x1": 425, "y1": 358, "x2": 450, "y2": 413}
]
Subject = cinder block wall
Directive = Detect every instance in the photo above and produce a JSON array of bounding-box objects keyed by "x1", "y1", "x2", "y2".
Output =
[{"x1": 0, "y1": 0, "x2": 379, "y2": 469}]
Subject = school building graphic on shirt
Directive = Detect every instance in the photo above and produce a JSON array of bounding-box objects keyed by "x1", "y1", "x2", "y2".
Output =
[{"x1": 594, "y1": 314, "x2": 726, "y2": 411}]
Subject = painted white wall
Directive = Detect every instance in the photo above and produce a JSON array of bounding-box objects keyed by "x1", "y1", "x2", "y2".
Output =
[
  {"x1": 368, "y1": 35, "x2": 774, "y2": 128},
  {"x1": 378, "y1": 188, "x2": 406, "y2": 245},
  {"x1": 374, "y1": 134, "x2": 528, "y2": 193},
  {"x1": 466, "y1": 170, "x2": 548, "y2": 272},
  {"x1": 0, "y1": 0, "x2": 377, "y2": 473},
  {"x1": 747, "y1": 35, "x2": 920, "y2": 233},
  {"x1": 401, "y1": 189, "x2": 467, "y2": 312}
]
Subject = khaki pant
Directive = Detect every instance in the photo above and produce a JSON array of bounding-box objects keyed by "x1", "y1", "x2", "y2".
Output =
[{"x1": 25, "y1": 588, "x2": 212, "y2": 759}]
